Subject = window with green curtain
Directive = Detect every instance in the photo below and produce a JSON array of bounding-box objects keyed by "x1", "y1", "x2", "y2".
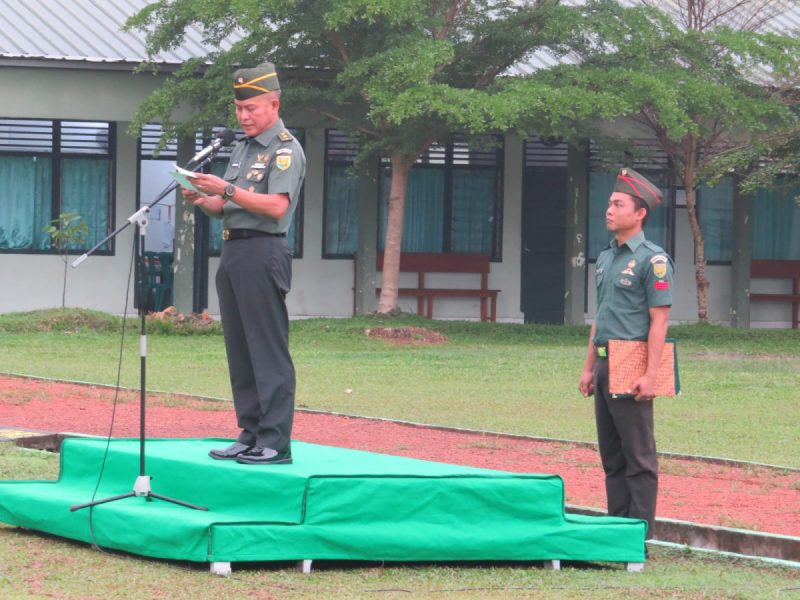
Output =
[
  {"x1": 323, "y1": 130, "x2": 502, "y2": 258},
  {"x1": 698, "y1": 177, "x2": 734, "y2": 263},
  {"x1": 61, "y1": 158, "x2": 111, "y2": 249},
  {"x1": 378, "y1": 167, "x2": 445, "y2": 252},
  {"x1": 752, "y1": 180, "x2": 800, "y2": 259},
  {"x1": 588, "y1": 170, "x2": 671, "y2": 260},
  {"x1": 451, "y1": 169, "x2": 495, "y2": 253},
  {"x1": 324, "y1": 164, "x2": 359, "y2": 256},
  {"x1": 0, "y1": 155, "x2": 52, "y2": 249},
  {"x1": 0, "y1": 119, "x2": 112, "y2": 253}
]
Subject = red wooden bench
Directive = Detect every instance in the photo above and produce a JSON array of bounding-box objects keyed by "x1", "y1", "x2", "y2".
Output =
[
  {"x1": 750, "y1": 260, "x2": 800, "y2": 329},
  {"x1": 355, "y1": 252, "x2": 500, "y2": 322}
]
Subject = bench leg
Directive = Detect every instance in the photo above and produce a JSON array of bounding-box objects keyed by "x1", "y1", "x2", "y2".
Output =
[
  {"x1": 543, "y1": 559, "x2": 560, "y2": 570},
  {"x1": 480, "y1": 297, "x2": 487, "y2": 322}
]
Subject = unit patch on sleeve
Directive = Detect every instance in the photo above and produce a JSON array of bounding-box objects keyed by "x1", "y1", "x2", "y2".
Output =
[
  {"x1": 654, "y1": 280, "x2": 670, "y2": 290},
  {"x1": 650, "y1": 254, "x2": 668, "y2": 279},
  {"x1": 276, "y1": 155, "x2": 292, "y2": 171}
]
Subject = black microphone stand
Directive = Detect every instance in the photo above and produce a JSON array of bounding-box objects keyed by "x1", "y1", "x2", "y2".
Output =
[{"x1": 69, "y1": 152, "x2": 218, "y2": 513}]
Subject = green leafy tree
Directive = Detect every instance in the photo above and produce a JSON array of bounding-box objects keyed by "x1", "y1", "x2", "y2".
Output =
[
  {"x1": 126, "y1": 0, "x2": 625, "y2": 314},
  {"x1": 535, "y1": 0, "x2": 800, "y2": 321},
  {"x1": 43, "y1": 212, "x2": 89, "y2": 308}
]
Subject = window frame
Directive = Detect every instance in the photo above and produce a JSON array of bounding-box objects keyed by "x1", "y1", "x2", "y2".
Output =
[
  {"x1": 0, "y1": 118, "x2": 116, "y2": 255},
  {"x1": 322, "y1": 129, "x2": 504, "y2": 260}
]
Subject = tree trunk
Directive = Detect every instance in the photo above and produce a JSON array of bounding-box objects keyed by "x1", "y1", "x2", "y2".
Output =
[
  {"x1": 377, "y1": 155, "x2": 414, "y2": 314},
  {"x1": 683, "y1": 167, "x2": 709, "y2": 322}
]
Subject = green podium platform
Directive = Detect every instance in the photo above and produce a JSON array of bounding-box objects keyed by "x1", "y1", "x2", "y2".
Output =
[{"x1": 0, "y1": 438, "x2": 646, "y2": 570}]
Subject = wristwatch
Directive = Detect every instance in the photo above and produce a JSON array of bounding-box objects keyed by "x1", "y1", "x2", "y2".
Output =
[{"x1": 222, "y1": 184, "x2": 236, "y2": 201}]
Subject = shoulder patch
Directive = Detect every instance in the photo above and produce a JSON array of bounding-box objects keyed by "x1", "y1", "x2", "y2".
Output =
[
  {"x1": 651, "y1": 254, "x2": 668, "y2": 279},
  {"x1": 278, "y1": 130, "x2": 293, "y2": 142}
]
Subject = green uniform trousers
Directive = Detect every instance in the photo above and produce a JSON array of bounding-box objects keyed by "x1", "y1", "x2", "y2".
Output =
[
  {"x1": 216, "y1": 234, "x2": 295, "y2": 452},
  {"x1": 593, "y1": 356, "x2": 658, "y2": 538}
]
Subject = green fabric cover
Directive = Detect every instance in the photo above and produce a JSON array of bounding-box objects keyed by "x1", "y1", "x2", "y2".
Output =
[{"x1": 0, "y1": 438, "x2": 646, "y2": 564}]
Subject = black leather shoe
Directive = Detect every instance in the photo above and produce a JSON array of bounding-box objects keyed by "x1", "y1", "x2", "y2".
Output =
[
  {"x1": 209, "y1": 442, "x2": 253, "y2": 460},
  {"x1": 236, "y1": 447, "x2": 293, "y2": 465}
]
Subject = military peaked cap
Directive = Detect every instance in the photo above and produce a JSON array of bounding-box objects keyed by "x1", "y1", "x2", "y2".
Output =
[
  {"x1": 233, "y1": 62, "x2": 280, "y2": 99},
  {"x1": 613, "y1": 167, "x2": 662, "y2": 210}
]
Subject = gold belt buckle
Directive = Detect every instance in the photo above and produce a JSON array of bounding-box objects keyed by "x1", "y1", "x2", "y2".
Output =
[{"x1": 223, "y1": 229, "x2": 230, "y2": 241}]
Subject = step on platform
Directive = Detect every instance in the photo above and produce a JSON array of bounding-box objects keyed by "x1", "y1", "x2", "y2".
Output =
[{"x1": 0, "y1": 438, "x2": 646, "y2": 570}]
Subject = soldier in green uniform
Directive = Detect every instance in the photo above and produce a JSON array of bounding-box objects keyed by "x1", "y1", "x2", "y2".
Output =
[
  {"x1": 180, "y1": 62, "x2": 306, "y2": 465},
  {"x1": 578, "y1": 167, "x2": 674, "y2": 540}
]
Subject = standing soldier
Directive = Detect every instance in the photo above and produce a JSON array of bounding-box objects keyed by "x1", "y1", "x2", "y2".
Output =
[
  {"x1": 181, "y1": 62, "x2": 306, "y2": 465},
  {"x1": 578, "y1": 168, "x2": 674, "y2": 540}
]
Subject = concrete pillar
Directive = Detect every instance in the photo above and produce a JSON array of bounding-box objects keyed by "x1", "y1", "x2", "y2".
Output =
[
  {"x1": 730, "y1": 183, "x2": 753, "y2": 328},
  {"x1": 564, "y1": 141, "x2": 589, "y2": 325},
  {"x1": 172, "y1": 134, "x2": 197, "y2": 314},
  {"x1": 354, "y1": 154, "x2": 380, "y2": 315}
]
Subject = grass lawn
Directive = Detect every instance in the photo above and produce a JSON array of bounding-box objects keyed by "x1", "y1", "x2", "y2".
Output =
[
  {"x1": 1, "y1": 310, "x2": 798, "y2": 467},
  {"x1": 0, "y1": 310, "x2": 799, "y2": 598}
]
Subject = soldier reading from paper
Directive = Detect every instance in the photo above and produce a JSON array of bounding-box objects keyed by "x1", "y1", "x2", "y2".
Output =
[
  {"x1": 180, "y1": 62, "x2": 306, "y2": 465},
  {"x1": 577, "y1": 167, "x2": 674, "y2": 540}
]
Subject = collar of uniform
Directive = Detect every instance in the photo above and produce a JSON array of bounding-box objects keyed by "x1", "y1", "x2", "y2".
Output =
[
  {"x1": 247, "y1": 118, "x2": 285, "y2": 147},
  {"x1": 610, "y1": 230, "x2": 645, "y2": 252}
]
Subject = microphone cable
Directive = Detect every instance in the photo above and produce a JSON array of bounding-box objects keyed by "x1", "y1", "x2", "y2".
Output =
[{"x1": 84, "y1": 227, "x2": 137, "y2": 551}]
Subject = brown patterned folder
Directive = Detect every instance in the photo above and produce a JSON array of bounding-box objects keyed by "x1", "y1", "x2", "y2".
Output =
[{"x1": 608, "y1": 339, "x2": 679, "y2": 397}]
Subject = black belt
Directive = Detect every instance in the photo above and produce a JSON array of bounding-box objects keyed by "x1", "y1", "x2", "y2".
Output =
[{"x1": 223, "y1": 228, "x2": 286, "y2": 241}]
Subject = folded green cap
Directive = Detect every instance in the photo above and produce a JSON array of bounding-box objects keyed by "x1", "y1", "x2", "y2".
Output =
[{"x1": 233, "y1": 62, "x2": 280, "y2": 99}]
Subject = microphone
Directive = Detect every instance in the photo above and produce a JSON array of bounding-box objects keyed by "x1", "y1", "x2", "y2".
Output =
[{"x1": 189, "y1": 128, "x2": 236, "y2": 165}]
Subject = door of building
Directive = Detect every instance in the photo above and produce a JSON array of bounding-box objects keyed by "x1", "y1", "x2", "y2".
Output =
[{"x1": 521, "y1": 165, "x2": 568, "y2": 324}]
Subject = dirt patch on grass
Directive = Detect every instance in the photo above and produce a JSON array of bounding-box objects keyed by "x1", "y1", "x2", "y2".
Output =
[{"x1": 365, "y1": 326, "x2": 448, "y2": 346}]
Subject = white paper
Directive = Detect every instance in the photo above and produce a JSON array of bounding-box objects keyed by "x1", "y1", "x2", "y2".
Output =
[{"x1": 170, "y1": 165, "x2": 210, "y2": 195}]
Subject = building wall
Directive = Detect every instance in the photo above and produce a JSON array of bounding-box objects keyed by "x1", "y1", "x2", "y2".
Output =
[
  {"x1": 204, "y1": 131, "x2": 526, "y2": 321},
  {"x1": 1, "y1": 65, "x2": 791, "y2": 325}
]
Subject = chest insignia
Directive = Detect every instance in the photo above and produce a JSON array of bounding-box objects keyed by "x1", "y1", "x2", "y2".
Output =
[
  {"x1": 619, "y1": 278, "x2": 633, "y2": 287},
  {"x1": 257, "y1": 153, "x2": 269, "y2": 163},
  {"x1": 621, "y1": 259, "x2": 636, "y2": 276},
  {"x1": 231, "y1": 162, "x2": 240, "y2": 168}
]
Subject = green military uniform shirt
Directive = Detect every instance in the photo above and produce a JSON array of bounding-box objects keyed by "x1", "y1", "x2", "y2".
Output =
[
  {"x1": 593, "y1": 231, "x2": 674, "y2": 345},
  {"x1": 222, "y1": 118, "x2": 306, "y2": 234}
]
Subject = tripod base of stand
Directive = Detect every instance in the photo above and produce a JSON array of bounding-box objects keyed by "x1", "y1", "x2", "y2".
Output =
[{"x1": 70, "y1": 475, "x2": 207, "y2": 512}]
